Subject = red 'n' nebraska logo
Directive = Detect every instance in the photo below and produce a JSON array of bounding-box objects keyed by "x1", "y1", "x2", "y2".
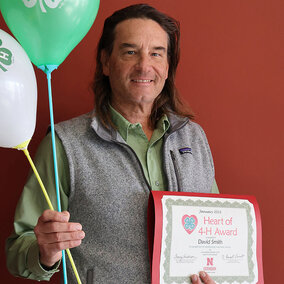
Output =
[{"x1": 204, "y1": 257, "x2": 216, "y2": 271}]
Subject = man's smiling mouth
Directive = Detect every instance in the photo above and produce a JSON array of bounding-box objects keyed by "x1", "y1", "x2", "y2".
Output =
[{"x1": 131, "y1": 79, "x2": 153, "y2": 83}]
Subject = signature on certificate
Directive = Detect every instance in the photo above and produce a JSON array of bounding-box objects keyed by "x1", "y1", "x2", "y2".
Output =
[
  {"x1": 174, "y1": 254, "x2": 197, "y2": 264},
  {"x1": 222, "y1": 254, "x2": 245, "y2": 263}
]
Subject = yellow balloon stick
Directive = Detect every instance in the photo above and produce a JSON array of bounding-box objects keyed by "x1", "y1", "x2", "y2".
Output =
[
  {"x1": 22, "y1": 148, "x2": 54, "y2": 210},
  {"x1": 14, "y1": 141, "x2": 82, "y2": 284}
]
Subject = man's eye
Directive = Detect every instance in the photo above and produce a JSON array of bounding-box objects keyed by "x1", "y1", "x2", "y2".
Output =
[
  {"x1": 152, "y1": 53, "x2": 161, "y2": 57},
  {"x1": 127, "y1": 50, "x2": 135, "y2": 55}
]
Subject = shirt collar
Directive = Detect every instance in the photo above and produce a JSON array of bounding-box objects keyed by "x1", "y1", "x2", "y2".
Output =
[{"x1": 109, "y1": 105, "x2": 170, "y2": 142}]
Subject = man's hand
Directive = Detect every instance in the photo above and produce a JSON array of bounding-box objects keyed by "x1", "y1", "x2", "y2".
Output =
[
  {"x1": 190, "y1": 271, "x2": 215, "y2": 284},
  {"x1": 34, "y1": 209, "x2": 85, "y2": 268}
]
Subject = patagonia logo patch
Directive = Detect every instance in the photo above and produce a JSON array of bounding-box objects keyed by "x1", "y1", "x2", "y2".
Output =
[{"x1": 179, "y1": 147, "x2": 192, "y2": 155}]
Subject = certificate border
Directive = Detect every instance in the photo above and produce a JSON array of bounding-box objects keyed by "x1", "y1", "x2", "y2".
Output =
[{"x1": 162, "y1": 198, "x2": 255, "y2": 284}]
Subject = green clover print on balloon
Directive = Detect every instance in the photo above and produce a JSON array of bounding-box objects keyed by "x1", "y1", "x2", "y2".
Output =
[
  {"x1": 23, "y1": 0, "x2": 62, "y2": 13},
  {"x1": 0, "y1": 39, "x2": 12, "y2": 72}
]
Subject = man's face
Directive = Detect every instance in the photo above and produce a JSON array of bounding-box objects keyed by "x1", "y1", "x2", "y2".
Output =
[{"x1": 102, "y1": 18, "x2": 169, "y2": 109}]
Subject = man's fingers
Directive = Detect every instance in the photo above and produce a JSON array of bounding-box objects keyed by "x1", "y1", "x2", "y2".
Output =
[
  {"x1": 199, "y1": 271, "x2": 215, "y2": 284},
  {"x1": 38, "y1": 210, "x2": 70, "y2": 223},
  {"x1": 190, "y1": 272, "x2": 215, "y2": 284},
  {"x1": 35, "y1": 221, "x2": 82, "y2": 234},
  {"x1": 190, "y1": 274, "x2": 201, "y2": 284},
  {"x1": 41, "y1": 239, "x2": 83, "y2": 253},
  {"x1": 37, "y1": 230, "x2": 85, "y2": 245},
  {"x1": 35, "y1": 210, "x2": 85, "y2": 268}
]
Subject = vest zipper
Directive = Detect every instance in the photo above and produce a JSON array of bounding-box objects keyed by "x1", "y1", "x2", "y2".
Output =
[
  {"x1": 170, "y1": 150, "x2": 181, "y2": 191},
  {"x1": 162, "y1": 119, "x2": 189, "y2": 192}
]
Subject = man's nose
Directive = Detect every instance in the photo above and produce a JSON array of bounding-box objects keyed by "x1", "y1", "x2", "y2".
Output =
[{"x1": 135, "y1": 53, "x2": 151, "y2": 71}]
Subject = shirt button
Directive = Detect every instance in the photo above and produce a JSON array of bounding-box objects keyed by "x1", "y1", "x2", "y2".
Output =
[{"x1": 155, "y1": 181, "x2": 160, "y2": 186}]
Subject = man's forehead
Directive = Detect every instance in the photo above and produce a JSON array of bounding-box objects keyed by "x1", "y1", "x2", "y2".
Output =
[{"x1": 113, "y1": 18, "x2": 168, "y2": 45}]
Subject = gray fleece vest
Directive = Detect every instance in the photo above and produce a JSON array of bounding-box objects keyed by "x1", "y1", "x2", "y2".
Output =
[{"x1": 55, "y1": 112, "x2": 214, "y2": 284}]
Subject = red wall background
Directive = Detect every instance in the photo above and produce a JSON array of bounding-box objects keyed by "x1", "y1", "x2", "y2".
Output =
[{"x1": 1, "y1": 0, "x2": 283, "y2": 283}]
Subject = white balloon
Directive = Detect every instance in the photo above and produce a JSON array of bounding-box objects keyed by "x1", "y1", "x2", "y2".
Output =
[{"x1": 0, "y1": 29, "x2": 37, "y2": 148}]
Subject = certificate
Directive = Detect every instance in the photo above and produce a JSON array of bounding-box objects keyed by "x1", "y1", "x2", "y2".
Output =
[{"x1": 148, "y1": 192, "x2": 263, "y2": 284}]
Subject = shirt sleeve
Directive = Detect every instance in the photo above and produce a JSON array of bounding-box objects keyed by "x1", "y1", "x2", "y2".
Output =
[
  {"x1": 211, "y1": 179, "x2": 219, "y2": 194},
  {"x1": 5, "y1": 132, "x2": 70, "y2": 280}
]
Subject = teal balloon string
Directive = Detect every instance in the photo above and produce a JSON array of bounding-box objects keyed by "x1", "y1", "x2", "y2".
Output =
[{"x1": 43, "y1": 65, "x2": 68, "y2": 284}]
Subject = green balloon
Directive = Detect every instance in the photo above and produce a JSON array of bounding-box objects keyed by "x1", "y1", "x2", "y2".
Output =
[{"x1": 0, "y1": 0, "x2": 100, "y2": 67}]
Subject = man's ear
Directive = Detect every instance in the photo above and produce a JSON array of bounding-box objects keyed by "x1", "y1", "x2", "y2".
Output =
[{"x1": 101, "y1": 50, "x2": 110, "y2": 76}]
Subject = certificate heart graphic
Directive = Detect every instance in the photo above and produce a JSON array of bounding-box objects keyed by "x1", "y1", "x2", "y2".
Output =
[{"x1": 182, "y1": 215, "x2": 198, "y2": 234}]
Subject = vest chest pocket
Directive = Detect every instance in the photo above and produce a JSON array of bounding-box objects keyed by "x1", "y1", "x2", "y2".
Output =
[{"x1": 169, "y1": 148, "x2": 207, "y2": 192}]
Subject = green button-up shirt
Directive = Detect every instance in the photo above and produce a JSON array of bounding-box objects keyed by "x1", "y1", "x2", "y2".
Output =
[{"x1": 110, "y1": 106, "x2": 170, "y2": 191}]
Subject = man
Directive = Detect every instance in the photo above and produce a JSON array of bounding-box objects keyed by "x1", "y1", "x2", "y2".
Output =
[{"x1": 6, "y1": 4, "x2": 218, "y2": 284}]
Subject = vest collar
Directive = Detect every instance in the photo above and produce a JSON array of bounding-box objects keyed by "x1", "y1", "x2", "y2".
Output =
[{"x1": 90, "y1": 110, "x2": 189, "y2": 143}]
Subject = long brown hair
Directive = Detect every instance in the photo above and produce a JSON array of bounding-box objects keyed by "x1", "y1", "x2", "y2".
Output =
[{"x1": 93, "y1": 4, "x2": 194, "y2": 129}]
